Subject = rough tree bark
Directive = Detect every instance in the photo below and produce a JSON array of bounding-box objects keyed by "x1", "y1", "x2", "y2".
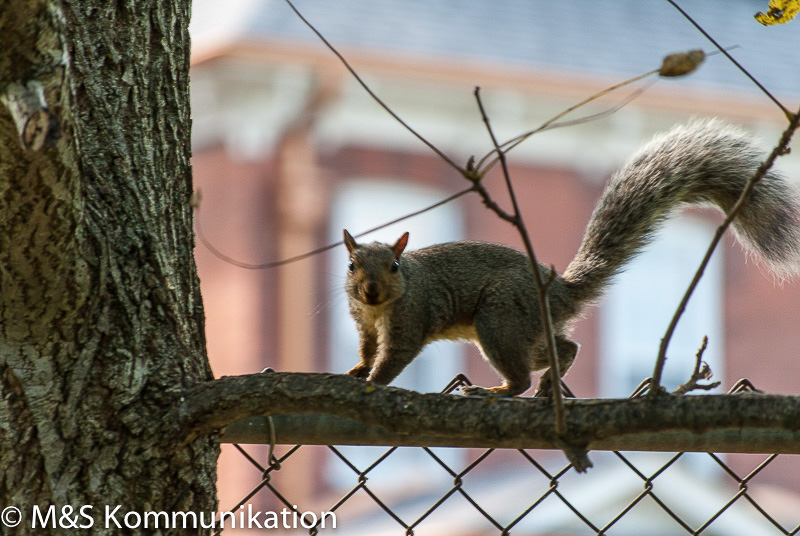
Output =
[{"x1": 1, "y1": 1, "x2": 217, "y2": 534}]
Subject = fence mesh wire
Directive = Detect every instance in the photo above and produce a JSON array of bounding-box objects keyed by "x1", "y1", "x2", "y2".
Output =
[{"x1": 217, "y1": 378, "x2": 800, "y2": 535}]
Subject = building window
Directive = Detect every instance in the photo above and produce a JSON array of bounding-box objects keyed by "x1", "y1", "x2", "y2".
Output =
[{"x1": 599, "y1": 215, "x2": 724, "y2": 397}]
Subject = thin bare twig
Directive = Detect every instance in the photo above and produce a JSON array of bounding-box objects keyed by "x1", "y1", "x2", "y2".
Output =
[
  {"x1": 474, "y1": 86, "x2": 567, "y2": 436},
  {"x1": 475, "y1": 43, "x2": 713, "y2": 175},
  {"x1": 665, "y1": 0, "x2": 793, "y2": 119},
  {"x1": 672, "y1": 336, "x2": 721, "y2": 395},
  {"x1": 283, "y1": 0, "x2": 464, "y2": 172},
  {"x1": 537, "y1": 82, "x2": 655, "y2": 132},
  {"x1": 195, "y1": 187, "x2": 472, "y2": 269},
  {"x1": 649, "y1": 106, "x2": 800, "y2": 398},
  {"x1": 465, "y1": 179, "x2": 516, "y2": 224},
  {"x1": 476, "y1": 71, "x2": 657, "y2": 173}
]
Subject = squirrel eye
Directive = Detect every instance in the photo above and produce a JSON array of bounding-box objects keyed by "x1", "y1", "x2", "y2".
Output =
[
  {"x1": 390, "y1": 260, "x2": 400, "y2": 273},
  {"x1": 348, "y1": 260, "x2": 355, "y2": 273}
]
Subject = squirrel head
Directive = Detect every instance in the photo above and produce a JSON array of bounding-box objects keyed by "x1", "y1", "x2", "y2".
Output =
[{"x1": 343, "y1": 229, "x2": 409, "y2": 306}]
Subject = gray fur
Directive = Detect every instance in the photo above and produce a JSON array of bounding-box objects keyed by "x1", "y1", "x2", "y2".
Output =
[{"x1": 564, "y1": 119, "x2": 800, "y2": 302}]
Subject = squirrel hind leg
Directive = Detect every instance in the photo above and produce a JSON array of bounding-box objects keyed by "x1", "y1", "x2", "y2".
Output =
[
  {"x1": 460, "y1": 347, "x2": 532, "y2": 397},
  {"x1": 464, "y1": 312, "x2": 536, "y2": 397},
  {"x1": 532, "y1": 337, "x2": 580, "y2": 398}
]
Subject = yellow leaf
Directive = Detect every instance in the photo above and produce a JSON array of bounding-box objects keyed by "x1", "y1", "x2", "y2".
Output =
[{"x1": 755, "y1": 0, "x2": 800, "y2": 25}]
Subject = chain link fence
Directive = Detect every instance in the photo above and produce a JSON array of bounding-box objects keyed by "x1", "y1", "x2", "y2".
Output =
[{"x1": 217, "y1": 377, "x2": 800, "y2": 535}]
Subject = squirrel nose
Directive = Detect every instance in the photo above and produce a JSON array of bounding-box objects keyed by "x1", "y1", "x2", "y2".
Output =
[{"x1": 364, "y1": 282, "x2": 381, "y2": 304}]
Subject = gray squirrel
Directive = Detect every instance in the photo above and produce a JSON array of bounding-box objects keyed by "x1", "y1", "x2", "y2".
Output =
[{"x1": 343, "y1": 119, "x2": 800, "y2": 397}]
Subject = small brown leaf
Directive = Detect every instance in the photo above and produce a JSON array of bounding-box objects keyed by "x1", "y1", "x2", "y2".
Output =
[{"x1": 659, "y1": 49, "x2": 705, "y2": 77}]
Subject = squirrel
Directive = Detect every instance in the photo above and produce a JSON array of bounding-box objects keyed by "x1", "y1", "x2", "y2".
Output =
[{"x1": 343, "y1": 119, "x2": 800, "y2": 397}]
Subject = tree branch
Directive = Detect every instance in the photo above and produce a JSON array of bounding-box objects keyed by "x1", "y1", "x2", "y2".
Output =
[
  {"x1": 222, "y1": 414, "x2": 800, "y2": 455},
  {"x1": 173, "y1": 372, "x2": 800, "y2": 465}
]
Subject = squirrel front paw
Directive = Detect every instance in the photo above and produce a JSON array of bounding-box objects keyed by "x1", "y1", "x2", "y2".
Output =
[
  {"x1": 460, "y1": 385, "x2": 493, "y2": 396},
  {"x1": 461, "y1": 384, "x2": 518, "y2": 397},
  {"x1": 461, "y1": 383, "x2": 528, "y2": 397},
  {"x1": 346, "y1": 363, "x2": 371, "y2": 379}
]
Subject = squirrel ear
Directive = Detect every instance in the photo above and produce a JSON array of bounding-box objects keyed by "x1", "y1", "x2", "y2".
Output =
[
  {"x1": 343, "y1": 229, "x2": 357, "y2": 253},
  {"x1": 392, "y1": 232, "x2": 409, "y2": 257}
]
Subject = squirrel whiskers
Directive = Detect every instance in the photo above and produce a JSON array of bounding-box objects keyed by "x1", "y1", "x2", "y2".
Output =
[{"x1": 343, "y1": 119, "x2": 800, "y2": 397}]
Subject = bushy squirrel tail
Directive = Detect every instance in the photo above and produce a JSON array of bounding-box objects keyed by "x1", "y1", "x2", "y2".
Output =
[{"x1": 563, "y1": 118, "x2": 800, "y2": 304}]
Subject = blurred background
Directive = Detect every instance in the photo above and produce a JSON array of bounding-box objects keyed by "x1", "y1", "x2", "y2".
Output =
[{"x1": 189, "y1": 1, "x2": 800, "y2": 533}]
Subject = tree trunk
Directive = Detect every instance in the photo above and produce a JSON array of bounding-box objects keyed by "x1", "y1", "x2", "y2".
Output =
[{"x1": 0, "y1": 1, "x2": 217, "y2": 533}]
